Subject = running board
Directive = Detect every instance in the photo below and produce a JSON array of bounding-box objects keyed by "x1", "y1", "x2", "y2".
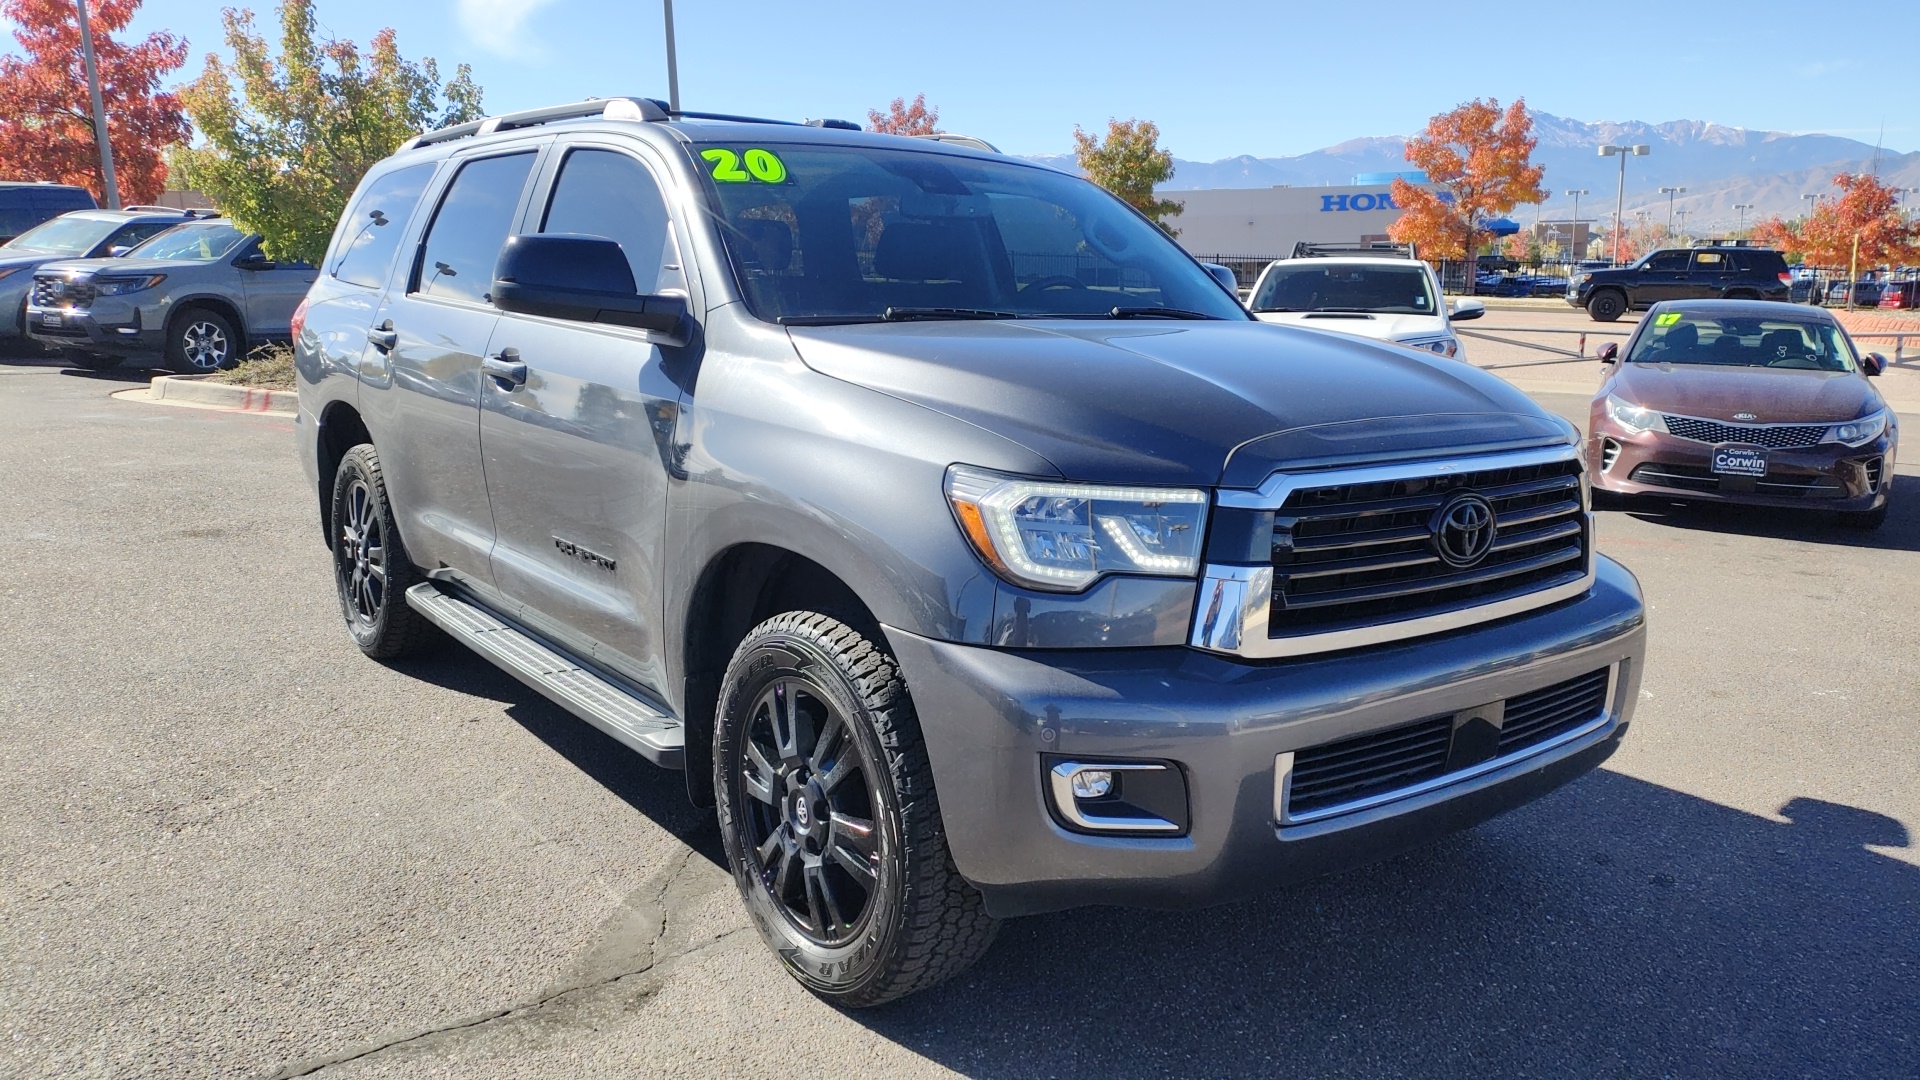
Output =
[{"x1": 405, "y1": 583, "x2": 684, "y2": 769}]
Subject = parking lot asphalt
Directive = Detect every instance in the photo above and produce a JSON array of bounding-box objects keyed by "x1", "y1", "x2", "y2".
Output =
[{"x1": 2, "y1": 346, "x2": 1916, "y2": 1079}]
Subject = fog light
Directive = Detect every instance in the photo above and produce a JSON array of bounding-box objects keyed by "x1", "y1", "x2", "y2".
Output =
[
  {"x1": 1046, "y1": 759, "x2": 1188, "y2": 835},
  {"x1": 1069, "y1": 768, "x2": 1113, "y2": 799}
]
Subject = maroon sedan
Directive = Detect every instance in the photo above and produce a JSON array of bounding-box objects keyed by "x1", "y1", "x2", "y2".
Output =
[{"x1": 1588, "y1": 299, "x2": 1897, "y2": 529}]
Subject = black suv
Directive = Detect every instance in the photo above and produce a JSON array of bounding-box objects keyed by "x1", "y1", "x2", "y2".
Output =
[{"x1": 1569, "y1": 244, "x2": 1791, "y2": 321}]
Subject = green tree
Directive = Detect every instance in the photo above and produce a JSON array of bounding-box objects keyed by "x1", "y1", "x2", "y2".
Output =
[
  {"x1": 1072, "y1": 118, "x2": 1180, "y2": 234},
  {"x1": 176, "y1": 0, "x2": 482, "y2": 264}
]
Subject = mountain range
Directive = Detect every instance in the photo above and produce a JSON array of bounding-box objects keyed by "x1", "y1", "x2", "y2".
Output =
[{"x1": 1028, "y1": 113, "x2": 1920, "y2": 234}]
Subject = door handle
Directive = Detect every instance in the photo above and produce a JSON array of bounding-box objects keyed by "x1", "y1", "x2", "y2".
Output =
[
  {"x1": 367, "y1": 322, "x2": 396, "y2": 351},
  {"x1": 482, "y1": 348, "x2": 527, "y2": 389}
]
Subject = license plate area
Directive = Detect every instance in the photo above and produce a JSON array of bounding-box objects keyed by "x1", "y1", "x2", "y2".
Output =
[
  {"x1": 38, "y1": 311, "x2": 62, "y2": 327},
  {"x1": 1711, "y1": 446, "x2": 1767, "y2": 477}
]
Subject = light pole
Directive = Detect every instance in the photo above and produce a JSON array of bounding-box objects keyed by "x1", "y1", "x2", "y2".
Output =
[
  {"x1": 661, "y1": 0, "x2": 681, "y2": 113},
  {"x1": 73, "y1": 0, "x2": 119, "y2": 209},
  {"x1": 1659, "y1": 185, "x2": 1686, "y2": 236},
  {"x1": 1565, "y1": 188, "x2": 1588, "y2": 261},
  {"x1": 1733, "y1": 202, "x2": 1753, "y2": 232},
  {"x1": 1901, "y1": 188, "x2": 1920, "y2": 220},
  {"x1": 1676, "y1": 209, "x2": 1690, "y2": 239},
  {"x1": 1599, "y1": 143, "x2": 1650, "y2": 264}
]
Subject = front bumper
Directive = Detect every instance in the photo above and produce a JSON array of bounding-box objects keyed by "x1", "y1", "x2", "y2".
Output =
[
  {"x1": 24, "y1": 298, "x2": 163, "y2": 356},
  {"x1": 886, "y1": 554, "x2": 1645, "y2": 917},
  {"x1": 1590, "y1": 418, "x2": 1893, "y2": 511}
]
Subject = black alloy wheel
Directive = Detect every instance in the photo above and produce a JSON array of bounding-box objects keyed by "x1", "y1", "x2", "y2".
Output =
[
  {"x1": 329, "y1": 444, "x2": 435, "y2": 658},
  {"x1": 1588, "y1": 289, "x2": 1626, "y2": 322},
  {"x1": 715, "y1": 612, "x2": 997, "y2": 1006}
]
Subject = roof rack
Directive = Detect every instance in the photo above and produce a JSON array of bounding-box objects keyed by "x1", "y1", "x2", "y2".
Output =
[
  {"x1": 1690, "y1": 237, "x2": 1750, "y2": 247},
  {"x1": 402, "y1": 97, "x2": 671, "y2": 151},
  {"x1": 1290, "y1": 240, "x2": 1417, "y2": 260},
  {"x1": 122, "y1": 205, "x2": 219, "y2": 217},
  {"x1": 911, "y1": 132, "x2": 1001, "y2": 153}
]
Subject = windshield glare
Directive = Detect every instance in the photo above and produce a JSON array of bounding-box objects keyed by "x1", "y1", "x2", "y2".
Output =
[
  {"x1": 1, "y1": 214, "x2": 117, "y2": 256},
  {"x1": 1250, "y1": 263, "x2": 1436, "y2": 315},
  {"x1": 1628, "y1": 313, "x2": 1858, "y2": 372},
  {"x1": 128, "y1": 222, "x2": 245, "y2": 261},
  {"x1": 695, "y1": 143, "x2": 1246, "y2": 323}
]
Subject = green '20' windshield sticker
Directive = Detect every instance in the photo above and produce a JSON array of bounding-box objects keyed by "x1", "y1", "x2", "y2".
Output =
[
  {"x1": 702, "y1": 147, "x2": 788, "y2": 184},
  {"x1": 1654, "y1": 312, "x2": 1684, "y2": 327}
]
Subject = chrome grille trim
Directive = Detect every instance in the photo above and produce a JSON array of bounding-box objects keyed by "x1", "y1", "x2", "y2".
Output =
[{"x1": 1193, "y1": 445, "x2": 1594, "y2": 659}]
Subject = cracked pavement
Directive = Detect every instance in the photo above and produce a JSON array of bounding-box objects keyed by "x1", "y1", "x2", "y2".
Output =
[{"x1": 2, "y1": 352, "x2": 1916, "y2": 1078}]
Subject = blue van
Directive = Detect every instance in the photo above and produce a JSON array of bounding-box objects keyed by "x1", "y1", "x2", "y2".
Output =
[{"x1": 0, "y1": 183, "x2": 98, "y2": 244}]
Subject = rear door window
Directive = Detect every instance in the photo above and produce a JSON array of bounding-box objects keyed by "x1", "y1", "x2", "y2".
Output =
[
  {"x1": 1689, "y1": 251, "x2": 1728, "y2": 273},
  {"x1": 413, "y1": 153, "x2": 537, "y2": 305},
  {"x1": 332, "y1": 162, "x2": 437, "y2": 289},
  {"x1": 538, "y1": 148, "x2": 684, "y2": 294}
]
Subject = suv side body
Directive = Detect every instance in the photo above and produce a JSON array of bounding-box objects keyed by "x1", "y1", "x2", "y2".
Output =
[
  {"x1": 0, "y1": 208, "x2": 203, "y2": 346},
  {"x1": 295, "y1": 105, "x2": 1647, "y2": 1002},
  {"x1": 1569, "y1": 245, "x2": 1791, "y2": 321}
]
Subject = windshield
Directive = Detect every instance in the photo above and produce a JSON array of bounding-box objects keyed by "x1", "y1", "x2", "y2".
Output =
[
  {"x1": 1, "y1": 214, "x2": 118, "y2": 256},
  {"x1": 693, "y1": 142, "x2": 1246, "y2": 323},
  {"x1": 1628, "y1": 311, "x2": 1858, "y2": 372},
  {"x1": 127, "y1": 222, "x2": 245, "y2": 261},
  {"x1": 1249, "y1": 263, "x2": 1437, "y2": 315}
]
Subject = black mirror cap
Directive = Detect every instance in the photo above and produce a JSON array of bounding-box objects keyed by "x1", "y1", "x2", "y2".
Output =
[
  {"x1": 1864, "y1": 352, "x2": 1886, "y2": 377},
  {"x1": 492, "y1": 234, "x2": 688, "y2": 342},
  {"x1": 1597, "y1": 341, "x2": 1620, "y2": 363},
  {"x1": 238, "y1": 252, "x2": 276, "y2": 270}
]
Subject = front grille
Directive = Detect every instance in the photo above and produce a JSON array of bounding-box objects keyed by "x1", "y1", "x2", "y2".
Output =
[
  {"x1": 1285, "y1": 667, "x2": 1612, "y2": 819},
  {"x1": 30, "y1": 275, "x2": 92, "y2": 309},
  {"x1": 1269, "y1": 458, "x2": 1588, "y2": 635},
  {"x1": 1629, "y1": 462, "x2": 1846, "y2": 498},
  {"x1": 1662, "y1": 415, "x2": 1825, "y2": 449}
]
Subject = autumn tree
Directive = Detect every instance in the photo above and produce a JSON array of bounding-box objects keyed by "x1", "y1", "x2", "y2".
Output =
[
  {"x1": 868, "y1": 93, "x2": 939, "y2": 136},
  {"x1": 1749, "y1": 215, "x2": 1802, "y2": 262},
  {"x1": 176, "y1": 0, "x2": 482, "y2": 264},
  {"x1": 1073, "y1": 118, "x2": 1180, "y2": 233},
  {"x1": 1796, "y1": 172, "x2": 1920, "y2": 268},
  {"x1": 1386, "y1": 98, "x2": 1546, "y2": 294},
  {"x1": 0, "y1": 0, "x2": 189, "y2": 205}
]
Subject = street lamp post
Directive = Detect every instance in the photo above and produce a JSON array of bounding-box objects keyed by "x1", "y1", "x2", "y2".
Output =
[
  {"x1": 1659, "y1": 185, "x2": 1686, "y2": 236},
  {"x1": 1676, "y1": 209, "x2": 1690, "y2": 239},
  {"x1": 661, "y1": 0, "x2": 681, "y2": 113},
  {"x1": 73, "y1": 0, "x2": 119, "y2": 209},
  {"x1": 1600, "y1": 144, "x2": 1650, "y2": 264},
  {"x1": 1565, "y1": 188, "x2": 1588, "y2": 261},
  {"x1": 1733, "y1": 202, "x2": 1753, "y2": 232}
]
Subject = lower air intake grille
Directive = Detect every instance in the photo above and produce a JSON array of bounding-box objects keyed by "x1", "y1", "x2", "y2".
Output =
[{"x1": 1498, "y1": 668, "x2": 1612, "y2": 754}]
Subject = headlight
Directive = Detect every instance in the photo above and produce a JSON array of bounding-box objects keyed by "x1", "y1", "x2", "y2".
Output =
[
  {"x1": 945, "y1": 466, "x2": 1208, "y2": 592},
  {"x1": 1576, "y1": 273, "x2": 1593, "y2": 284},
  {"x1": 1396, "y1": 335, "x2": 1459, "y2": 358},
  {"x1": 1823, "y1": 410, "x2": 1888, "y2": 447},
  {"x1": 93, "y1": 274, "x2": 166, "y2": 296},
  {"x1": 1606, "y1": 395, "x2": 1667, "y2": 434}
]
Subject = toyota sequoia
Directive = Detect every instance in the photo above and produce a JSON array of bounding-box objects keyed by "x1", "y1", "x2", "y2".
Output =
[{"x1": 294, "y1": 98, "x2": 1648, "y2": 1006}]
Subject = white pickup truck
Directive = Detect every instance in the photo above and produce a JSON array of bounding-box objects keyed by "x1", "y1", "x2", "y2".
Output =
[{"x1": 1247, "y1": 247, "x2": 1484, "y2": 359}]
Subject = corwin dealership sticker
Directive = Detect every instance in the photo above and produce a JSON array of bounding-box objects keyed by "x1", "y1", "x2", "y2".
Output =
[{"x1": 1711, "y1": 447, "x2": 1767, "y2": 477}]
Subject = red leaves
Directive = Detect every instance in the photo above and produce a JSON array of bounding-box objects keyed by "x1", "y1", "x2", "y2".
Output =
[
  {"x1": 0, "y1": 0, "x2": 189, "y2": 205},
  {"x1": 1388, "y1": 98, "x2": 1546, "y2": 266},
  {"x1": 868, "y1": 94, "x2": 939, "y2": 137},
  {"x1": 1798, "y1": 173, "x2": 1920, "y2": 268}
]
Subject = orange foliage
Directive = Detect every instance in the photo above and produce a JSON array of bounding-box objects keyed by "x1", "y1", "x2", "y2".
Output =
[
  {"x1": 1748, "y1": 216, "x2": 1798, "y2": 253},
  {"x1": 1387, "y1": 98, "x2": 1546, "y2": 275},
  {"x1": 0, "y1": 0, "x2": 189, "y2": 205},
  {"x1": 868, "y1": 93, "x2": 939, "y2": 136},
  {"x1": 1797, "y1": 173, "x2": 1920, "y2": 267}
]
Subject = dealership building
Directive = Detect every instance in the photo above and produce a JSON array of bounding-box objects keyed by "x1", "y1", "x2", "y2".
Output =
[{"x1": 1164, "y1": 172, "x2": 1431, "y2": 261}]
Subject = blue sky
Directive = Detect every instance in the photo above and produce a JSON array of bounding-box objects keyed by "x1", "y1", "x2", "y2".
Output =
[{"x1": 29, "y1": 0, "x2": 1919, "y2": 159}]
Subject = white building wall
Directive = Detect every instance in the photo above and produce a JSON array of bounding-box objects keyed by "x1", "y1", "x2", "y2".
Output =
[{"x1": 1164, "y1": 184, "x2": 1431, "y2": 258}]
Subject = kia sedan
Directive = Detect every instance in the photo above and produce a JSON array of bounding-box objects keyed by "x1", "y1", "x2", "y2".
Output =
[{"x1": 1587, "y1": 300, "x2": 1896, "y2": 529}]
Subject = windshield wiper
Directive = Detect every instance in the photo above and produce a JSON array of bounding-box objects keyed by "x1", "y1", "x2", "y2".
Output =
[
  {"x1": 1108, "y1": 306, "x2": 1221, "y2": 320},
  {"x1": 881, "y1": 306, "x2": 1020, "y2": 321}
]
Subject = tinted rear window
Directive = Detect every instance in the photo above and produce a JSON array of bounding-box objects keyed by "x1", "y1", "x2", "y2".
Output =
[{"x1": 331, "y1": 162, "x2": 438, "y2": 289}]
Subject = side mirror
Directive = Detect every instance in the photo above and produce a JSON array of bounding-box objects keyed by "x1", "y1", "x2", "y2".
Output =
[
  {"x1": 1864, "y1": 352, "x2": 1886, "y2": 377},
  {"x1": 492, "y1": 234, "x2": 688, "y2": 344},
  {"x1": 1597, "y1": 342, "x2": 1620, "y2": 363},
  {"x1": 107, "y1": 245, "x2": 132, "y2": 258},
  {"x1": 237, "y1": 252, "x2": 277, "y2": 271},
  {"x1": 1450, "y1": 298, "x2": 1486, "y2": 321},
  {"x1": 1200, "y1": 262, "x2": 1240, "y2": 295}
]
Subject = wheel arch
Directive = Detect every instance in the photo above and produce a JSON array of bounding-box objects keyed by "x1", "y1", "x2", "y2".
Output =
[
  {"x1": 315, "y1": 400, "x2": 373, "y2": 548},
  {"x1": 166, "y1": 295, "x2": 246, "y2": 348}
]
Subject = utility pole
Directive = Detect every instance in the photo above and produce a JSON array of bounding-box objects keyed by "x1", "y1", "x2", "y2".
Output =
[
  {"x1": 74, "y1": 0, "x2": 120, "y2": 209},
  {"x1": 1599, "y1": 144, "x2": 1650, "y2": 264},
  {"x1": 1659, "y1": 186, "x2": 1685, "y2": 236},
  {"x1": 661, "y1": 0, "x2": 681, "y2": 113}
]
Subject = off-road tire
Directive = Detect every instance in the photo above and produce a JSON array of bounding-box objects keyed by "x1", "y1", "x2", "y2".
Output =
[
  {"x1": 330, "y1": 444, "x2": 437, "y2": 658},
  {"x1": 1838, "y1": 503, "x2": 1888, "y2": 531},
  {"x1": 714, "y1": 611, "x2": 998, "y2": 1007},
  {"x1": 1587, "y1": 289, "x2": 1627, "y2": 322},
  {"x1": 166, "y1": 307, "x2": 239, "y2": 373}
]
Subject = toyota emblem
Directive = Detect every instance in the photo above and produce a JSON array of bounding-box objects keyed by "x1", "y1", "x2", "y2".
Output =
[{"x1": 1431, "y1": 492, "x2": 1497, "y2": 568}]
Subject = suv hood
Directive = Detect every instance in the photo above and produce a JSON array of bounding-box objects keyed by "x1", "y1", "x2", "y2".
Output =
[
  {"x1": 787, "y1": 320, "x2": 1567, "y2": 488},
  {"x1": 1251, "y1": 310, "x2": 1448, "y2": 342},
  {"x1": 1612, "y1": 362, "x2": 1880, "y2": 424},
  {"x1": 35, "y1": 256, "x2": 183, "y2": 276}
]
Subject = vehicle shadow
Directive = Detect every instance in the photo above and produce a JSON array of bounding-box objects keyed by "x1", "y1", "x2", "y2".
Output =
[
  {"x1": 858, "y1": 773, "x2": 1917, "y2": 1078},
  {"x1": 379, "y1": 646, "x2": 726, "y2": 868},
  {"x1": 1609, "y1": 472, "x2": 1920, "y2": 552}
]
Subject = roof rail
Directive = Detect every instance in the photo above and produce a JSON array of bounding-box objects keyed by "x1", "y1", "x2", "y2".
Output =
[
  {"x1": 806, "y1": 118, "x2": 862, "y2": 131},
  {"x1": 401, "y1": 97, "x2": 671, "y2": 151},
  {"x1": 122, "y1": 204, "x2": 210, "y2": 214},
  {"x1": 911, "y1": 132, "x2": 1001, "y2": 153},
  {"x1": 1290, "y1": 240, "x2": 1417, "y2": 260}
]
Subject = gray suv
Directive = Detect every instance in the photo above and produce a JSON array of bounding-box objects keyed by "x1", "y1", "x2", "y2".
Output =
[
  {"x1": 27, "y1": 218, "x2": 316, "y2": 372},
  {"x1": 295, "y1": 98, "x2": 1648, "y2": 1006},
  {"x1": 0, "y1": 206, "x2": 213, "y2": 352}
]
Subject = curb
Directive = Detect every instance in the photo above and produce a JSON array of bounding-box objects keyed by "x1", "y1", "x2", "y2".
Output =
[{"x1": 148, "y1": 373, "x2": 296, "y2": 415}]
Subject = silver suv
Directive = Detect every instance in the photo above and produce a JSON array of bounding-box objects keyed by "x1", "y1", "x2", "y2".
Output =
[
  {"x1": 295, "y1": 98, "x2": 1647, "y2": 1006},
  {"x1": 27, "y1": 218, "x2": 316, "y2": 372}
]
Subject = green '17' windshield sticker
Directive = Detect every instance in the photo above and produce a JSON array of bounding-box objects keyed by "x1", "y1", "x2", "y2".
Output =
[
  {"x1": 702, "y1": 148, "x2": 788, "y2": 184},
  {"x1": 1654, "y1": 312, "x2": 1684, "y2": 327}
]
